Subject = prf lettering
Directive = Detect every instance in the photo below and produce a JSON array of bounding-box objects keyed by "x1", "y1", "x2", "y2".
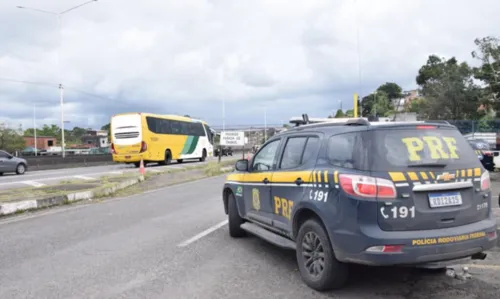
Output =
[
  {"x1": 274, "y1": 196, "x2": 293, "y2": 220},
  {"x1": 401, "y1": 136, "x2": 459, "y2": 161}
]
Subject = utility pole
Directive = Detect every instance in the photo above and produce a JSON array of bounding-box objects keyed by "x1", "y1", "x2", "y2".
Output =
[
  {"x1": 33, "y1": 104, "x2": 37, "y2": 156},
  {"x1": 17, "y1": 0, "x2": 99, "y2": 158}
]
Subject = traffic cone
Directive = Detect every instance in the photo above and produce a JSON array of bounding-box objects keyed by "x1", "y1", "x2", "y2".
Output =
[
  {"x1": 139, "y1": 159, "x2": 145, "y2": 175},
  {"x1": 246, "y1": 151, "x2": 250, "y2": 160}
]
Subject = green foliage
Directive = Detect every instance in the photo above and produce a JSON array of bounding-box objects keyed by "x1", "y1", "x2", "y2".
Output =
[
  {"x1": 472, "y1": 36, "x2": 500, "y2": 111},
  {"x1": 0, "y1": 128, "x2": 25, "y2": 153},
  {"x1": 344, "y1": 109, "x2": 354, "y2": 117},
  {"x1": 415, "y1": 54, "x2": 483, "y2": 120},
  {"x1": 377, "y1": 82, "x2": 403, "y2": 99},
  {"x1": 334, "y1": 109, "x2": 345, "y2": 118},
  {"x1": 23, "y1": 123, "x2": 110, "y2": 146},
  {"x1": 361, "y1": 91, "x2": 394, "y2": 117}
]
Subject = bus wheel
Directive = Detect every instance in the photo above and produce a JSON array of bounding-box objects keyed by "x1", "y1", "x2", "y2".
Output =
[
  {"x1": 200, "y1": 149, "x2": 207, "y2": 162},
  {"x1": 164, "y1": 150, "x2": 172, "y2": 165},
  {"x1": 177, "y1": 159, "x2": 183, "y2": 163}
]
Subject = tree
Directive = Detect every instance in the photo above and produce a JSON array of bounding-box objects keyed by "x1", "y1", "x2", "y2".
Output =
[
  {"x1": 415, "y1": 54, "x2": 482, "y2": 120},
  {"x1": 361, "y1": 91, "x2": 394, "y2": 117},
  {"x1": 472, "y1": 36, "x2": 500, "y2": 112},
  {"x1": 0, "y1": 128, "x2": 25, "y2": 153},
  {"x1": 377, "y1": 82, "x2": 403, "y2": 100},
  {"x1": 344, "y1": 109, "x2": 354, "y2": 117},
  {"x1": 334, "y1": 109, "x2": 345, "y2": 118}
]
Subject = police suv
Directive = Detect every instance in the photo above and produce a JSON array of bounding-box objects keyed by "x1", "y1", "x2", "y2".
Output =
[{"x1": 221, "y1": 116, "x2": 498, "y2": 291}]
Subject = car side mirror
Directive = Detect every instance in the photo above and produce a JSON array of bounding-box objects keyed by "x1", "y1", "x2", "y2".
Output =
[
  {"x1": 235, "y1": 159, "x2": 249, "y2": 172},
  {"x1": 7, "y1": 155, "x2": 13, "y2": 159}
]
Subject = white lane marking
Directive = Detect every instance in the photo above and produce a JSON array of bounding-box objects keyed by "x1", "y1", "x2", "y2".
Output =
[
  {"x1": 109, "y1": 171, "x2": 123, "y2": 175},
  {"x1": 147, "y1": 169, "x2": 160, "y2": 173},
  {"x1": 21, "y1": 181, "x2": 46, "y2": 187},
  {"x1": 73, "y1": 175, "x2": 94, "y2": 181},
  {"x1": 177, "y1": 220, "x2": 228, "y2": 247}
]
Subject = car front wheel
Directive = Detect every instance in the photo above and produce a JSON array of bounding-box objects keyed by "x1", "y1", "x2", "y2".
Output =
[{"x1": 296, "y1": 219, "x2": 348, "y2": 291}]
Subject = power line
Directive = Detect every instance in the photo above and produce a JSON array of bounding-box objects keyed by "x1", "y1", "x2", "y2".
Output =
[{"x1": 0, "y1": 77, "x2": 57, "y2": 88}]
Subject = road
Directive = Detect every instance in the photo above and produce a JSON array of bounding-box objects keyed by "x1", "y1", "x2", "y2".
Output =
[
  {"x1": 0, "y1": 156, "x2": 235, "y2": 190},
  {"x1": 0, "y1": 176, "x2": 499, "y2": 299}
]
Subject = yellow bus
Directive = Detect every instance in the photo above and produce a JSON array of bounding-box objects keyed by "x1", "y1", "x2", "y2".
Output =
[{"x1": 110, "y1": 113, "x2": 215, "y2": 167}]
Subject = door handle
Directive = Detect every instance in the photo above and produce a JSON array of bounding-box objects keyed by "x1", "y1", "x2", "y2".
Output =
[
  {"x1": 263, "y1": 178, "x2": 269, "y2": 184},
  {"x1": 295, "y1": 178, "x2": 303, "y2": 185}
]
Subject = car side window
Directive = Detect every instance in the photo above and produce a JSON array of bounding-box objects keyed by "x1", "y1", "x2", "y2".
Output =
[
  {"x1": 252, "y1": 139, "x2": 280, "y2": 171},
  {"x1": 0, "y1": 151, "x2": 8, "y2": 158},
  {"x1": 327, "y1": 133, "x2": 358, "y2": 169},
  {"x1": 280, "y1": 137, "x2": 307, "y2": 169},
  {"x1": 301, "y1": 137, "x2": 320, "y2": 164}
]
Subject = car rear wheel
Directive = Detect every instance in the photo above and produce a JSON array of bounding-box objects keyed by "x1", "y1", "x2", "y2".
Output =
[
  {"x1": 296, "y1": 219, "x2": 348, "y2": 291},
  {"x1": 16, "y1": 163, "x2": 26, "y2": 175},
  {"x1": 227, "y1": 193, "x2": 246, "y2": 238}
]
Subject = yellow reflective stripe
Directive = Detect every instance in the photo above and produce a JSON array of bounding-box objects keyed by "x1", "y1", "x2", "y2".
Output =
[
  {"x1": 456, "y1": 170, "x2": 459, "y2": 178},
  {"x1": 461, "y1": 169, "x2": 466, "y2": 177},
  {"x1": 420, "y1": 172, "x2": 428, "y2": 180},
  {"x1": 324, "y1": 170, "x2": 328, "y2": 183},
  {"x1": 407, "y1": 172, "x2": 419, "y2": 181},
  {"x1": 334, "y1": 170, "x2": 339, "y2": 183},
  {"x1": 474, "y1": 168, "x2": 481, "y2": 176},
  {"x1": 429, "y1": 172, "x2": 435, "y2": 180},
  {"x1": 389, "y1": 172, "x2": 406, "y2": 182},
  {"x1": 467, "y1": 168, "x2": 473, "y2": 177}
]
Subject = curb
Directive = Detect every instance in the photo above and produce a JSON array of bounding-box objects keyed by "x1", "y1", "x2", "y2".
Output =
[
  {"x1": 0, "y1": 165, "x2": 234, "y2": 217},
  {"x1": 0, "y1": 175, "x2": 145, "y2": 216}
]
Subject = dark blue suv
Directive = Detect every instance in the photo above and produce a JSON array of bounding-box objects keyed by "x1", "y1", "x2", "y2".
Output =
[{"x1": 222, "y1": 118, "x2": 498, "y2": 291}]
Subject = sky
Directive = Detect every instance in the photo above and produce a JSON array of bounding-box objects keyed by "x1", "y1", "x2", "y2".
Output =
[{"x1": 0, "y1": 0, "x2": 499, "y2": 131}]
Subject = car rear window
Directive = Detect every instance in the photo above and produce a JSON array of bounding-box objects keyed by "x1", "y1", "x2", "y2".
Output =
[{"x1": 369, "y1": 127, "x2": 480, "y2": 171}]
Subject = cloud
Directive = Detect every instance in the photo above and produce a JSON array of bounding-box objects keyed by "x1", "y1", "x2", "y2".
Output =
[{"x1": 0, "y1": 0, "x2": 498, "y2": 131}]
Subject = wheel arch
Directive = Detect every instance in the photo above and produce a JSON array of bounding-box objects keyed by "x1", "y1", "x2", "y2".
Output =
[{"x1": 292, "y1": 205, "x2": 329, "y2": 240}]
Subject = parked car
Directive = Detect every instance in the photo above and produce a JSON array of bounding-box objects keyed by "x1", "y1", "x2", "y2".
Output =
[
  {"x1": 215, "y1": 146, "x2": 233, "y2": 157},
  {"x1": 0, "y1": 150, "x2": 28, "y2": 175},
  {"x1": 468, "y1": 139, "x2": 496, "y2": 171}
]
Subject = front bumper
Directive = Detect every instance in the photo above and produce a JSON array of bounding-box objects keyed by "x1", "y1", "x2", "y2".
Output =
[{"x1": 333, "y1": 216, "x2": 497, "y2": 266}]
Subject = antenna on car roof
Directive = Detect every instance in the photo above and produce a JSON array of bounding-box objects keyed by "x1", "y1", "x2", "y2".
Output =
[{"x1": 302, "y1": 114, "x2": 310, "y2": 125}]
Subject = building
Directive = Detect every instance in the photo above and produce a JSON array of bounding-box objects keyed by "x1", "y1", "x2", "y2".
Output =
[
  {"x1": 24, "y1": 136, "x2": 57, "y2": 150},
  {"x1": 81, "y1": 129, "x2": 109, "y2": 148}
]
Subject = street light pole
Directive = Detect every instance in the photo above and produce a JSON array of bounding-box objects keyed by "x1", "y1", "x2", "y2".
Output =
[
  {"x1": 33, "y1": 104, "x2": 37, "y2": 156},
  {"x1": 17, "y1": 0, "x2": 98, "y2": 158}
]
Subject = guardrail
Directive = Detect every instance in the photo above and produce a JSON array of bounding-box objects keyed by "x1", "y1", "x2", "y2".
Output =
[
  {"x1": 22, "y1": 148, "x2": 249, "y2": 171},
  {"x1": 24, "y1": 154, "x2": 115, "y2": 171}
]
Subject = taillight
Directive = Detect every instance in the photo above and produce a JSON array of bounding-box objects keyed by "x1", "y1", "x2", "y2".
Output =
[
  {"x1": 140, "y1": 141, "x2": 148, "y2": 153},
  {"x1": 339, "y1": 174, "x2": 396, "y2": 199},
  {"x1": 111, "y1": 143, "x2": 116, "y2": 154},
  {"x1": 481, "y1": 171, "x2": 490, "y2": 191},
  {"x1": 366, "y1": 245, "x2": 404, "y2": 253},
  {"x1": 484, "y1": 151, "x2": 492, "y2": 156}
]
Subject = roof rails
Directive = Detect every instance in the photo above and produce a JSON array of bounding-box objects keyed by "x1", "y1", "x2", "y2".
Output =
[
  {"x1": 424, "y1": 120, "x2": 451, "y2": 125},
  {"x1": 289, "y1": 114, "x2": 370, "y2": 127}
]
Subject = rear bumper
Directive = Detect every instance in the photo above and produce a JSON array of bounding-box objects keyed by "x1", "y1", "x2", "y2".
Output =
[
  {"x1": 112, "y1": 154, "x2": 146, "y2": 163},
  {"x1": 332, "y1": 216, "x2": 497, "y2": 266}
]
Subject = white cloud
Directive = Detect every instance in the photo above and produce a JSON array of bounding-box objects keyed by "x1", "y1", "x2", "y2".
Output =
[{"x1": 0, "y1": 0, "x2": 498, "y2": 130}]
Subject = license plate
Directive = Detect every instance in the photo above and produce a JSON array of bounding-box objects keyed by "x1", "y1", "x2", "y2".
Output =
[
  {"x1": 428, "y1": 192, "x2": 462, "y2": 208},
  {"x1": 125, "y1": 156, "x2": 131, "y2": 159}
]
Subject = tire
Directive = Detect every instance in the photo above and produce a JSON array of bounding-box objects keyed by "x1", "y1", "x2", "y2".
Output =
[
  {"x1": 227, "y1": 193, "x2": 246, "y2": 238},
  {"x1": 16, "y1": 163, "x2": 26, "y2": 175},
  {"x1": 0, "y1": 172, "x2": 3, "y2": 176},
  {"x1": 296, "y1": 219, "x2": 348, "y2": 291},
  {"x1": 164, "y1": 150, "x2": 172, "y2": 165},
  {"x1": 199, "y1": 149, "x2": 207, "y2": 162},
  {"x1": 177, "y1": 159, "x2": 183, "y2": 163},
  {"x1": 134, "y1": 162, "x2": 141, "y2": 168}
]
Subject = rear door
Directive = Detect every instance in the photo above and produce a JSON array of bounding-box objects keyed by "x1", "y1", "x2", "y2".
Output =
[{"x1": 369, "y1": 125, "x2": 490, "y2": 231}]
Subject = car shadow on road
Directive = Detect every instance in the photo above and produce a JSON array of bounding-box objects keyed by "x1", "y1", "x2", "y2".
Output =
[{"x1": 244, "y1": 236, "x2": 500, "y2": 298}]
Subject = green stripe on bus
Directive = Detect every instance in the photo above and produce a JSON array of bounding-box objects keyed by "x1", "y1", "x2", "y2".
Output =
[
  {"x1": 181, "y1": 136, "x2": 194, "y2": 155},
  {"x1": 186, "y1": 136, "x2": 199, "y2": 154}
]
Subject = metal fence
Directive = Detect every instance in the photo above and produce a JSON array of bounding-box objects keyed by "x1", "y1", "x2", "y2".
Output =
[{"x1": 441, "y1": 120, "x2": 500, "y2": 135}]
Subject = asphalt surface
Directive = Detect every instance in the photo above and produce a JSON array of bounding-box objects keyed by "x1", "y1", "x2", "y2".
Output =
[
  {"x1": 0, "y1": 175, "x2": 500, "y2": 298},
  {"x1": 0, "y1": 156, "x2": 235, "y2": 190}
]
